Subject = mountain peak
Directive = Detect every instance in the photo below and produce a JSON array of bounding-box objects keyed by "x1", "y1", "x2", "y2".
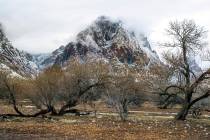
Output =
[
  {"x1": 0, "y1": 17, "x2": 162, "y2": 75},
  {"x1": 39, "y1": 16, "x2": 161, "y2": 67}
]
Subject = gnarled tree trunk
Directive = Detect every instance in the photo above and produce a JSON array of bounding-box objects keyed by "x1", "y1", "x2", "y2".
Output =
[{"x1": 175, "y1": 103, "x2": 190, "y2": 120}]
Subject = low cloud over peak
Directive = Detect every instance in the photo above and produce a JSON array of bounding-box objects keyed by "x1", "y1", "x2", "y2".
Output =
[{"x1": 0, "y1": 0, "x2": 210, "y2": 54}]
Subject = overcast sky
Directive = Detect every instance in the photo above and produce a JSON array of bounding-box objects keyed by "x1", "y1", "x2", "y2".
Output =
[{"x1": 0, "y1": 0, "x2": 210, "y2": 55}]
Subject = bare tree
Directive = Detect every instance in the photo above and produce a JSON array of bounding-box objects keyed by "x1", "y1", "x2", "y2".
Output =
[
  {"x1": 106, "y1": 60, "x2": 147, "y2": 121},
  {"x1": 0, "y1": 70, "x2": 25, "y2": 116},
  {"x1": 27, "y1": 66, "x2": 64, "y2": 116},
  {"x1": 0, "y1": 70, "x2": 9, "y2": 99},
  {"x1": 80, "y1": 87, "x2": 102, "y2": 117},
  {"x1": 162, "y1": 20, "x2": 210, "y2": 120},
  {"x1": 106, "y1": 75, "x2": 137, "y2": 121},
  {"x1": 58, "y1": 58, "x2": 110, "y2": 115},
  {"x1": 148, "y1": 64, "x2": 184, "y2": 108}
]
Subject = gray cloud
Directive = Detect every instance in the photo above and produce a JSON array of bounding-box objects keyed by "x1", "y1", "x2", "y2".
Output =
[{"x1": 0, "y1": 0, "x2": 210, "y2": 53}]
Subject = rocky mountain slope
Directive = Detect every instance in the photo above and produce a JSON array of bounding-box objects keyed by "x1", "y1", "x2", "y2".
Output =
[
  {"x1": 0, "y1": 24, "x2": 38, "y2": 77},
  {"x1": 2, "y1": 15, "x2": 160, "y2": 77},
  {"x1": 40, "y1": 16, "x2": 161, "y2": 68},
  {"x1": 1, "y1": 16, "x2": 201, "y2": 77},
  {"x1": 32, "y1": 46, "x2": 65, "y2": 69}
]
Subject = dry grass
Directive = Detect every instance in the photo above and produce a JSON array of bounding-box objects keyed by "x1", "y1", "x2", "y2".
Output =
[
  {"x1": 0, "y1": 101, "x2": 210, "y2": 140},
  {"x1": 0, "y1": 115, "x2": 209, "y2": 140}
]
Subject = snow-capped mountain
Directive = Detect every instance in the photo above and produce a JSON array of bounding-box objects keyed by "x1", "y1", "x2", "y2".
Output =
[
  {"x1": 0, "y1": 24, "x2": 38, "y2": 77},
  {"x1": 32, "y1": 46, "x2": 65, "y2": 69},
  {"x1": 41, "y1": 16, "x2": 161, "y2": 68},
  {"x1": 0, "y1": 16, "x2": 202, "y2": 77}
]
